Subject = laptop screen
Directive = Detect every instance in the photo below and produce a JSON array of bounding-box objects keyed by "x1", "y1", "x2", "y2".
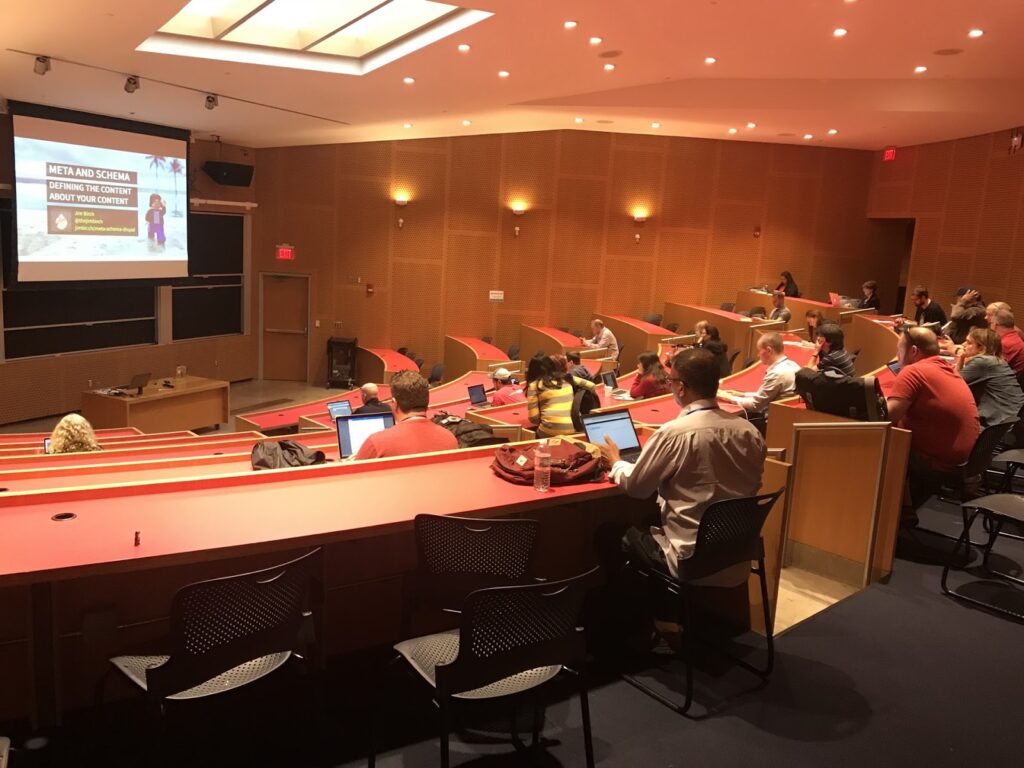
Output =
[
  {"x1": 829, "y1": 292, "x2": 841, "y2": 307},
  {"x1": 326, "y1": 400, "x2": 353, "y2": 420},
  {"x1": 601, "y1": 371, "x2": 617, "y2": 388},
  {"x1": 467, "y1": 383, "x2": 488, "y2": 405},
  {"x1": 581, "y1": 411, "x2": 641, "y2": 453},
  {"x1": 336, "y1": 413, "x2": 396, "y2": 458}
]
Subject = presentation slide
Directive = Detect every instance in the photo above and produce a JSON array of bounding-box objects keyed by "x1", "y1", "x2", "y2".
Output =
[{"x1": 12, "y1": 114, "x2": 189, "y2": 281}]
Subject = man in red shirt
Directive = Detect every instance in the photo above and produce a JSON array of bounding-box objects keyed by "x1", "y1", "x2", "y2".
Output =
[
  {"x1": 489, "y1": 368, "x2": 526, "y2": 406},
  {"x1": 354, "y1": 371, "x2": 457, "y2": 460},
  {"x1": 886, "y1": 328, "x2": 980, "y2": 519},
  {"x1": 991, "y1": 308, "x2": 1024, "y2": 374}
]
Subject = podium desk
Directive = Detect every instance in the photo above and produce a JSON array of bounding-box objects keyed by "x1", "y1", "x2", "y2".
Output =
[
  {"x1": 444, "y1": 336, "x2": 509, "y2": 378},
  {"x1": 81, "y1": 376, "x2": 229, "y2": 433}
]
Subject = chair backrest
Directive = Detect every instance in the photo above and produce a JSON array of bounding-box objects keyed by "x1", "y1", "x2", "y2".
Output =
[
  {"x1": 481, "y1": 335, "x2": 493, "y2": 344},
  {"x1": 414, "y1": 514, "x2": 539, "y2": 581},
  {"x1": 665, "y1": 322, "x2": 680, "y2": 333},
  {"x1": 404, "y1": 350, "x2": 417, "y2": 361},
  {"x1": 720, "y1": 302, "x2": 735, "y2": 312},
  {"x1": 676, "y1": 492, "x2": 783, "y2": 581},
  {"x1": 435, "y1": 567, "x2": 598, "y2": 697},
  {"x1": 508, "y1": 343, "x2": 520, "y2": 360},
  {"x1": 557, "y1": 326, "x2": 569, "y2": 333},
  {"x1": 728, "y1": 349, "x2": 741, "y2": 366},
  {"x1": 643, "y1": 313, "x2": 663, "y2": 326},
  {"x1": 146, "y1": 548, "x2": 323, "y2": 698},
  {"x1": 429, "y1": 363, "x2": 446, "y2": 382},
  {"x1": 963, "y1": 421, "x2": 1015, "y2": 476}
]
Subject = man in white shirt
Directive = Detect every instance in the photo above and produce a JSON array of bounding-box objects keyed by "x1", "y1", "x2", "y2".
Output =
[
  {"x1": 599, "y1": 348, "x2": 766, "y2": 577},
  {"x1": 719, "y1": 332, "x2": 801, "y2": 413},
  {"x1": 581, "y1": 319, "x2": 620, "y2": 359}
]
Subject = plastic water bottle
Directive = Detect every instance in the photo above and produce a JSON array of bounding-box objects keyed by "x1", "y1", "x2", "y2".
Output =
[{"x1": 534, "y1": 443, "x2": 551, "y2": 493}]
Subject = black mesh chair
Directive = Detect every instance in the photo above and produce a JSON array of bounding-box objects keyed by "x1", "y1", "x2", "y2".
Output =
[
  {"x1": 622, "y1": 491, "x2": 784, "y2": 715},
  {"x1": 481, "y1": 335, "x2": 493, "y2": 344},
  {"x1": 720, "y1": 302, "x2": 735, "y2": 312},
  {"x1": 429, "y1": 363, "x2": 446, "y2": 384},
  {"x1": 570, "y1": 329, "x2": 584, "y2": 338},
  {"x1": 643, "y1": 313, "x2": 664, "y2": 326},
  {"x1": 742, "y1": 356, "x2": 757, "y2": 369},
  {"x1": 405, "y1": 350, "x2": 418, "y2": 361},
  {"x1": 106, "y1": 548, "x2": 323, "y2": 707},
  {"x1": 665, "y1": 322, "x2": 680, "y2": 333},
  {"x1": 557, "y1": 326, "x2": 570, "y2": 333},
  {"x1": 941, "y1": 494, "x2": 1024, "y2": 621},
  {"x1": 387, "y1": 568, "x2": 598, "y2": 768},
  {"x1": 728, "y1": 349, "x2": 741, "y2": 370},
  {"x1": 508, "y1": 343, "x2": 520, "y2": 360}
]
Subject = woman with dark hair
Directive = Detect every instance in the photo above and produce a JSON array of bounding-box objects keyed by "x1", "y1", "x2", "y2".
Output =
[
  {"x1": 697, "y1": 324, "x2": 731, "y2": 377},
  {"x1": 776, "y1": 270, "x2": 801, "y2": 298},
  {"x1": 630, "y1": 352, "x2": 670, "y2": 399},
  {"x1": 525, "y1": 353, "x2": 595, "y2": 436},
  {"x1": 859, "y1": 280, "x2": 881, "y2": 310},
  {"x1": 804, "y1": 309, "x2": 825, "y2": 340},
  {"x1": 955, "y1": 327, "x2": 1024, "y2": 427}
]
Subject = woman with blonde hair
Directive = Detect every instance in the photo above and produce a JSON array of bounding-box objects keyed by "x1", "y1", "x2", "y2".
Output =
[{"x1": 49, "y1": 413, "x2": 101, "y2": 454}]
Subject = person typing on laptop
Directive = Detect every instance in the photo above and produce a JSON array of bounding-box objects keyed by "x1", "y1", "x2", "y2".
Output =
[
  {"x1": 353, "y1": 371, "x2": 457, "y2": 459},
  {"x1": 598, "y1": 349, "x2": 766, "y2": 579}
]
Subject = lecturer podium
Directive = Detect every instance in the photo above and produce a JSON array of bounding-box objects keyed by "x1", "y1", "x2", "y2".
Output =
[{"x1": 81, "y1": 375, "x2": 230, "y2": 432}]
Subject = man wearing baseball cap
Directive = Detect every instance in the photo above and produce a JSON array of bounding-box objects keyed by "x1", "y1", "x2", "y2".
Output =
[{"x1": 489, "y1": 367, "x2": 525, "y2": 406}]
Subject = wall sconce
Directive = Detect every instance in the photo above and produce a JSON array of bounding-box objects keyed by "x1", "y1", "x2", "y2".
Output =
[
  {"x1": 511, "y1": 201, "x2": 527, "y2": 237},
  {"x1": 632, "y1": 206, "x2": 649, "y2": 243},
  {"x1": 394, "y1": 194, "x2": 409, "y2": 229}
]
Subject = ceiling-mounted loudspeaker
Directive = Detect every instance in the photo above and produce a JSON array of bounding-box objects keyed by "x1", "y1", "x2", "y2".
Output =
[{"x1": 202, "y1": 160, "x2": 254, "y2": 187}]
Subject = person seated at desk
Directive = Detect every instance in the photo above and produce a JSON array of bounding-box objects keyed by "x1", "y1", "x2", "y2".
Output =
[
  {"x1": 910, "y1": 285, "x2": 947, "y2": 327},
  {"x1": 599, "y1": 349, "x2": 766, "y2": 581},
  {"x1": 769, "y1": 291, "x2": 792, "y2": 323},
  {"x1": 353, "y1": 372, "x2": 456, "y2": 459},
  {"x1": 807, "y1": 323, "x2": 855, "y2": 377},
  {"x1": 885, "y1": 328, "x2": 979, "y2": 521},
  {"x1": 353, "y1": 383, "x2": 393, "y2": 415},
  {"x1": 859, "y1": 280, "x2": 881, "y2": 310},
  {"x1": 580, "y1": 318, "x2": 620, "y2": 360},
  {"x1": 525, "y1": 353, "x2": 596, "y2": 437},
  {"x1": 991, "y1": 308, "x2": 1024, "y2": 375},
  {"x1": 954, "y1": 328, "x2": 1024, "y2": 428},
  {"x1": 49, "y1": 413, "x2": 101, "y2": 454},
  {"x1": 566, "y1": 351, "x2": 592, "y2": 381},
  {"x1": 945, "y1": 288, "x2": 988, "y2": 344},
  {"x1": 697, "y1": 324, "x2": 730, "y2": 378},
  {"x1": 718, "y1": 332, "x2": 801, "y2": 413},
  {"x1": 804, "y1": 309, "x2": 825, "y2": 341},
  {"x1": 776, "y1": 270, "x2": 801, "y2": 298},
  {"x1": 489, "y1": 367, "x2": 525, "y2": 407},
  {"x1": 630, "y1": 352, "x2": 670, "y2": 399}
]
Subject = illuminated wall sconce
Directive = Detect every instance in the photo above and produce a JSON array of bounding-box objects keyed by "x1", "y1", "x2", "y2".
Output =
[
  {"x1": 632, "y1": 206, "x2": 649, "y2": 243},
  {"x1": 510, "y1": 201, "x2": 527, "y2": 236},
  {"x1": 394, "y1": 193, "x2": 409, "y2": 229}
]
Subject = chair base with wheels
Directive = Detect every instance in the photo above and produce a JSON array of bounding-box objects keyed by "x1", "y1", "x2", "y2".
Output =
[{"x1": 941, "y1": 494, "x2": 1024, "y2": 621}]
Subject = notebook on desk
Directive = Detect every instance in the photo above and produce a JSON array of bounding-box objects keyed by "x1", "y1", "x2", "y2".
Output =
[
  {"x1": 336, "y1": 412, "x2": 396, "y2": 458},
  {"x1": 582, "y1": 410, "x2": 642, "y2": 463}
]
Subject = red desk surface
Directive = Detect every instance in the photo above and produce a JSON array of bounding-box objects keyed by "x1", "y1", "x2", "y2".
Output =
[
  {"x1": 695, "y1": 306, "x2": 753, "y2": 323},
  {"x1": 582, "y1": 359, "x2": 603, "y2": 375},
  {"x1": 0, "y1": 449, "x2": 619, "y2": 585},
  {"x1": 428, "y1": 371, "x2": 494, "y2": 404},
  {"x1": 606, "y1": 314, "x2": 673, "y2": 335},
  {"x1": 364, "y1": 348, "x2": 419, "y2": 372},
  {"x1": 875, "y1": 365, "x2": 896, "y2": 396},
  {"x1": 780, "y1": 333, "x2": 806, "y2": 344},
  {"x1": 241, "y1": 387, "x2": 392, "y2": 431},
  {"x1": 0, "y1": 431, "x2": 266, "y2": 460},
  {"x1": 528, "y1": 326, "x2": 585, "y2": 348},
  {"x1": 0, "y1": 427, "x2": 140, "y2": 446},
  {"x1": 448, "y1": 336, "x2": 509, "y2": 360}
]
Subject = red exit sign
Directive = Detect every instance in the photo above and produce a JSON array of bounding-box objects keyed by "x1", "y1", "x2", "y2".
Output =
[
  {"x1": 882, "y1": 146, "x2": 897, "y2": 162},
  {"x1": 275, "y1": 243, "x2": 295, "y2": 261}
]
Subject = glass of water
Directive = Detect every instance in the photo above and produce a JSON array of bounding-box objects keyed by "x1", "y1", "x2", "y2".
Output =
[{"x1": 175, "y1": 365, "x2": 187, "y2": 379}]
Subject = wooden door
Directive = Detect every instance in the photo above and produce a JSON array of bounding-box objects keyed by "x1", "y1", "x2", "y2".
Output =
[{"x1": 261, "y1": 274, "x2": 309, "y2": 381}]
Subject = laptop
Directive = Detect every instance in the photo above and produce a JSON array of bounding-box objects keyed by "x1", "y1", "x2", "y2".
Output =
[
  {"x1": 126, "y1": 372, "x2": 150, "y2": 395},
  {"x1": 467, "y1": 383, "x2": 489, "y2": 406},
  {"x1": 886, "y1": 361, "x2": 902, "y2": 376},
  {"x1": 326, "y1": 400, "x2": 353, "y2": 420},
  {"x1": 336, "y1": 412, "x2": 396, "y2": 458},
  {"x1": 581, "y1": 410, "x2": 642, "y2": 463},
  {"x1": 601, "y1": 371, "x2": 618, "y2": 388},
  {"x1": 829, "y1": 292, "x2": 841, "y2": 307}
]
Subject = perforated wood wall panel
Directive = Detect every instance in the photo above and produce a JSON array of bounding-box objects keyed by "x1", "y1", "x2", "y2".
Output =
[
  {"x1": 549, "y1": 285, "x2": 598, "y2": 337},
  {"x1": 662, "y1": 138, "x2": 717, "y2": 229},
  {"x1": 391, "y1": 260, "x2": 443, "y2": 365},
  {"x1": 606, "y1": 149, "x2": 664, "y2": 258},
  {"x1": 655, "y1": 230, "x2": 709, "y2": 308},
  {"x1": 601, "y1": 258, "x2": 654, "y2": 317},
  {"x1": 940, "y1": 134, "x2": 991, "y2": 250},
  {"x1": 392, "y1": 150, "x2": 448, "y2": 261},
  {"x1": 502, "y1": 132, "x2": 559, "y2": 210},
  {"x1": 446, "y1": 232, "x2": 498, "y2": 336},
  {"x1": 760, "y1": 174, "x2": 820, "y2": 287},
  {"x1": 448, "y1": 135, "x2": 501, "y2": 233},
  {"x1": 974, "y1": 152, "x2": 1024, "y2": 289},
  {"x1": 910, "y1": 142, "x2": 953, "y2": 214},
  {"x1": 559, "y1": 131, "x2": 611, "y2": 176},
  {"x1": 717, "y1": 142, "x2": 769, "y2": 203},
  {"x1": 706, "y1": 203, "x2": 764, "y2": 306},
  {"x1": 500, "y1": 209, "x2": 553, "y2": 312},
  {"x1": 553, "y1": 177, "x2": 607, "y2": 282}
]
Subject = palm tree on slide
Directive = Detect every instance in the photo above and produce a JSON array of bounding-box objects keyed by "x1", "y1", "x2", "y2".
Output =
[
  {"x1": 145, "y1": 154, "x2": 166, "y2": 194},
  {"x1": 169, "y1": 159, "x2": 184, "y2": 217}
]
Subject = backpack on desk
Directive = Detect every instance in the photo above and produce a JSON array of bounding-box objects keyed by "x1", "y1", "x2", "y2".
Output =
[
  {"x1": 491, "y1": 438, "x2": 608, "y2": 486},
  {"x1": 431, "y1": 412, "x2": 505, "y2": 448}
]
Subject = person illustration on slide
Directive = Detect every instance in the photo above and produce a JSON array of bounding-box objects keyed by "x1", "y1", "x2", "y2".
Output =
[{"x1": 145, "y1": 193, "x2": 167, "y2": 250}]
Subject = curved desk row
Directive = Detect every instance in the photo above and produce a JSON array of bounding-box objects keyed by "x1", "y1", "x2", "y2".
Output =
[
  {"x1": 662, "y1": 303, "x2": 784, "y2": 373},
  {"x1": 847, "y1": 313, "x2": 900, "y2": 376},
  {"x1": 595, "y1": 314, "x2": 676, "y2": 361},
  {"x1": 236, "y1": 386, "x2": 393, "y2": 433},
  {"x1": 355, "y1": 347, "x2": 420, "y2": 386},
  {"x1": 444, "y1": 336, "x2": 509, "y2": 378},
  {"x1": 733, "y1": 290, "x2": 878, "y2": 329},
  {"x1": 0, "y1": 427, "x2": 141, "y2": 447}
]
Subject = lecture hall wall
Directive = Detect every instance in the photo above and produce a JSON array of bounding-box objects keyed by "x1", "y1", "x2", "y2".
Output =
[
  {"x1": 255, "y1": 130, "x2": 901, "y2": 382},
  {"x1": 867, "y1": 128, "x2": 1024, "y2": 317}
]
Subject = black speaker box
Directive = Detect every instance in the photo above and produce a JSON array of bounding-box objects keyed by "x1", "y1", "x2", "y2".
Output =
[{"x1": 202, "y1": 160, "x2": 254, "y2": 187}]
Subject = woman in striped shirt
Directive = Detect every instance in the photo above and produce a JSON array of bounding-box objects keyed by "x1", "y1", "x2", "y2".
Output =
[{"x1": 525, "y1": 353, "x2": 596, "y2": 437}]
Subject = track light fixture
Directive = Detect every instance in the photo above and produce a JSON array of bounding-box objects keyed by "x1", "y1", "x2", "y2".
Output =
[
  {"x1": 124, "y1": 75, "x2": 140, "y2": 94},
  {"x1": 33, "y1": 56, "x2": 51, "y2": 75},
  {"x1": 204, "y1": 93, "x2": 218, "y2": 110}
]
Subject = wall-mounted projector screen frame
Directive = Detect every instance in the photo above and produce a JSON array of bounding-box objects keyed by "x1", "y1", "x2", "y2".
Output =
[{"x1": 4, "y1": 101, "x2": 191, "y2": 289}]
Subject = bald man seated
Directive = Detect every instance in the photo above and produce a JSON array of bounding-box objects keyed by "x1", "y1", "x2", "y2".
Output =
[{"x1": 353, "y1": 382, "x2": 393, "y2": 415}]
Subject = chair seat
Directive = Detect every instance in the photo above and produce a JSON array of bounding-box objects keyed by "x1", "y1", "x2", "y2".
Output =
[
  {"x1": 964, "y1": 494, "x2": 1024, "y2": 524},
  {"x1": 111, "y1": 651, "x2": 291, "y2": 700},
  {"x1": 394, "y1": 630, "x2": 561, "y2": 700}
]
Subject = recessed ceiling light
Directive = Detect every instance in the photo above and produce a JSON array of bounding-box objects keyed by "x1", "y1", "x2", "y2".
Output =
[
  {"x1": 833, "y1": 28, "x2": 848, "y2": 38},
  {"x1": 827, "y1": 128, "x2": 838, "y2": 135},
  {"x1": 967, "y1": 28, "x2": 984, "y2": 38},
  {"x1": 914, "y1": 65, "x2": 928, "y2": 74},
  {"x1": 403, "y1": 76, "x2": 415, "y2": 84},
  {"x1": 497, "y1": 70, "x2": 510, "y2": 78},
  {"x1": 704, "y1": 56, "x2": 717, "y2": 65},
  {"x1": 803, "y1": 133, "x2": 814, "y2": 140},
  {"x1": 589, "y1": 36, "x2": 603, "y2": 45},
  {"x1": 403, "y1": 123, "x2": 412, "y2": 129},
  {"x1": 728, "y1": 127, "x2": 738, "y2": 134},
  {"x1": 603, "y1": 63, "x2": 616, "y2": 71},
  {"x1": 457, "y1": 43, "x2": 471, "y2": 53},
  {"x1": 462, "y1": 119, "x2": 472, "y2": 126},
  {"x1": 564, "y1": 20, "x2": 577, "y2": 29},
  {"x1": 651, "y1": 122, "x2": 661, "y2": 129},
  {"x1": 746, "y1": 122, "x2": 757, "y2": 129}
]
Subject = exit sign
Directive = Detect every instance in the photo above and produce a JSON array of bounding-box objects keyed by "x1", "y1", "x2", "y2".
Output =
[
  {"x1": 882, "y1": 147, "x2": 897, "y2": 162},
  {"x1": 275, "y1": 243, "x2": 295, "y2": 261}
]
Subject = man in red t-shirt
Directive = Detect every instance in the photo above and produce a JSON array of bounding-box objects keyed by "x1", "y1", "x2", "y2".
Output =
[
  {"x1": 886, "y1": 328, "x2": 979, "y2": 516},
  {"x1": 354, "y1": 371, "x2": 457, "y2": 460},
  {"x1": 991, "y1": 308, "x2": 1024, "y2": 374},
  {"x1": 489, "y1": 368, "x2": 526, "y2": 407}
]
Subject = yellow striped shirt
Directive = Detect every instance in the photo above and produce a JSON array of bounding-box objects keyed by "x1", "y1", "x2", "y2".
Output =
[{"x1": 526, "y1": 376, "x2": 595, "y2": 437}]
